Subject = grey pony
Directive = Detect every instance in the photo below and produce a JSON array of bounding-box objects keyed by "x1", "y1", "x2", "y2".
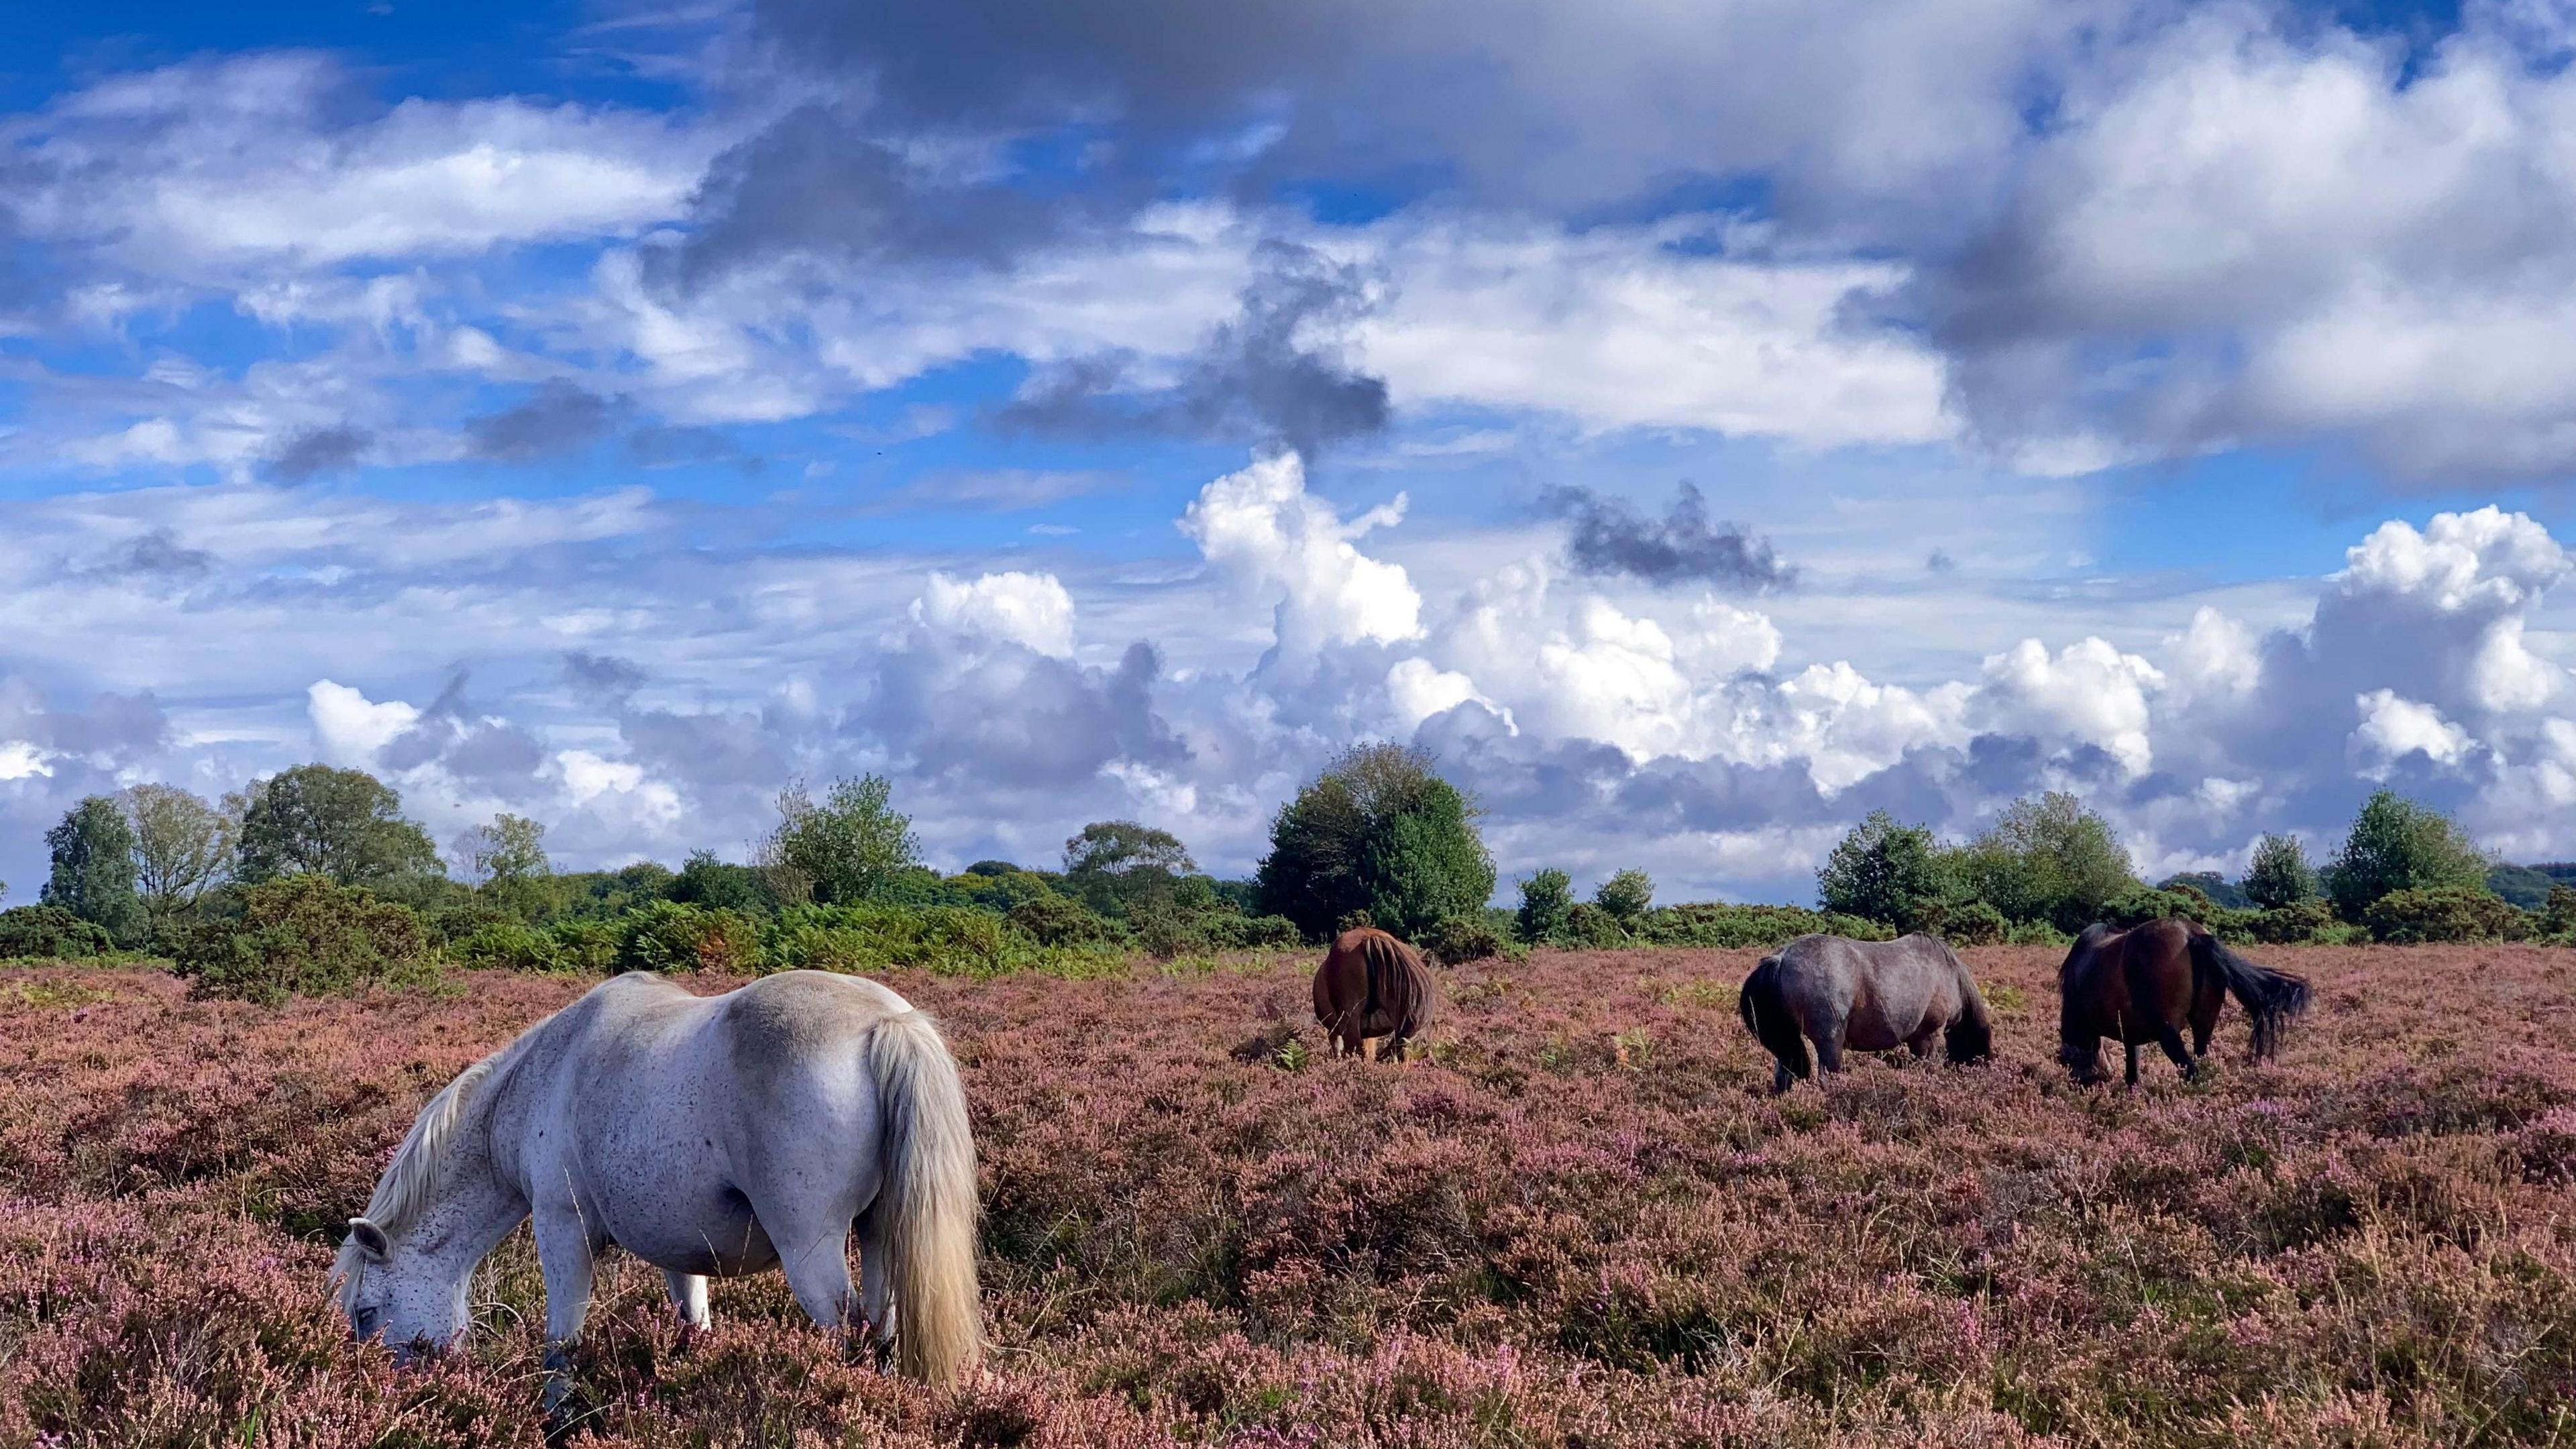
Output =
[
  {"x1": 333, "y1": 970, "x2": 983, "y2": 1403},
  {"x1": 1737, "y1": 932, "x2": 1994, "y2": 1093}
]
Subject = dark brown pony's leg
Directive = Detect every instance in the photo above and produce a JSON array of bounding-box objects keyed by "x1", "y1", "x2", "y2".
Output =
[
  {"x1": 2155, "y1": 1024, "x2": 2198, "y2": 1080},
  {"x1": 2123, "y1": 1040, "x2": 2140, "y2": 1087}
]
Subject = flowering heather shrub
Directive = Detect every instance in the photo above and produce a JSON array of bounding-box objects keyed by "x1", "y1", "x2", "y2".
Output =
[{"x1": 8, "y1": 943, "x2": 2576, "y2": 1445}]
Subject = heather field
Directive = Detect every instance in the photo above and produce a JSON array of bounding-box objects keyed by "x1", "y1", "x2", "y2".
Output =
[{"x1": 5, "y1": 945, "x2": 2576, "y2": 1448}]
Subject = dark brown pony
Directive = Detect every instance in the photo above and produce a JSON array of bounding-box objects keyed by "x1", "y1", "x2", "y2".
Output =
[
  {"x1": 1312, "y1": 926, "x2": 1436, "y2": 1061},
  {"x1": 2057, "y1": 917, "x2": 2311, "y2": 1085}
]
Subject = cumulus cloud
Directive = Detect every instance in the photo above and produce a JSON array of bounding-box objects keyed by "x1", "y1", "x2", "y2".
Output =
[
  {"x1": 1180, "y1": 451, "x2": 1422, "y2": 656},
  {"x1": 911, "y1": 571, "x2": 1079, "y2": 659}
]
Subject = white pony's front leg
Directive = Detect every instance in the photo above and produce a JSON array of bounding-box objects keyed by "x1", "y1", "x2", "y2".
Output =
[{"x1": 531, "y1": 1205, "x2": 598, "y2": 1419}]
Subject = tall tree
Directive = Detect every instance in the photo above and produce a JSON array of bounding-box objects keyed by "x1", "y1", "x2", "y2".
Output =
[
  {"x1": 123, "y1": 784, "x2": 231, "y2": 925},
  {"x1": 2240, "y1": 833, "x2": 2319, "y2": 911},
  {"x1": 2325, "y1": 790, "x2": 2488, "y2": 920},
  {"x1": 1062, "y1": 820, "x2": 1196, "y2": 918},
  {"x1": 454, "y1": 813, "x2": 551, "y2": 885},
  {"x1": 1255, "y1": 743, "x2": 1495, "y2": 941},
  {"x1": 42, "y1": 796, "x2": 144, "y2": 945},
  {"x1": 232, "y1": 765, "x2": 443, "y2": 888},
  {"x1": 1815, "y1": 810, "x2": 1948, "y2": 931},
  {"x1": 1956, "y1": 792, "x2": 2136, "y2": 933},
  {"x1": 767, "y1": 775, "x2": 920, "y2": 905}
]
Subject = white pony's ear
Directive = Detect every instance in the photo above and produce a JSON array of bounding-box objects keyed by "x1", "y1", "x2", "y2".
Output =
[{"x1": 349, "y1": 1218, "x2": 390, "y2": 1260}]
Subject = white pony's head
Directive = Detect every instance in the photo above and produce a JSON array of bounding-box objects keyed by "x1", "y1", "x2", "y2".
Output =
[
  {"x1": 332, "y1": 1057, "x2": 500, "y2": 1360},
  {"x1": 332, "y1": 1216, "x2": 471, "y2": 1361}
]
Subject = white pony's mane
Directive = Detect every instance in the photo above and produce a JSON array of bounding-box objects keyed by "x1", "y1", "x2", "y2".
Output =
[{"x1": 359, "y1": 1024, "x2": 541, "y2": 1236}]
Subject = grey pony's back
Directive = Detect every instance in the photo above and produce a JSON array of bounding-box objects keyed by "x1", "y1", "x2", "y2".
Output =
[{"x1": 1776, "y1": 930, "x2": 1963, "y2": 977}]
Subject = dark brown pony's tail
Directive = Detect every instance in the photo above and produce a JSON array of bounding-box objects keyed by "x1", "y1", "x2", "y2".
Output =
[
  {"x1": 2191, "y1": 932, "x2": 2311, "y2": 1061},
  {"x1": 1737, "y1": 957, "x2": 1809, "y2": 1081}
]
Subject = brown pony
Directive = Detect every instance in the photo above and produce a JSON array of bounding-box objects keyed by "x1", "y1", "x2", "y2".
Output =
[
  {"x1": 2057, "y1": 917, "x2": 2311, "y2": 1085},
  {"x1": 1312, "y1": 926, "x2": 1436, "y2": 1061}
]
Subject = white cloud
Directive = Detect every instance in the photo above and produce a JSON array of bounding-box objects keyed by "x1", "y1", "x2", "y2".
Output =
[
  {"x1": 2350, "y1": 689, "x2": 2473, "y2": 777},
  {"x1": 1974, "y1": 636, "x2": 2165, "y2": 775},
  {"x1": 911, "y1": 570, "x2": 1080, "y2": 658},
  {"x1": 1179, "y1": 451, "x2": 1422, "y2": 655},
  {"x1": 306, "y1": 680, "x2": 419, "y2": 764}
]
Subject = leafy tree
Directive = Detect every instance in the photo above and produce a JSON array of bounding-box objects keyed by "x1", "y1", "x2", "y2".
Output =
[
  {"x1": 2240, "y1": 833, "x2": 2319, "y2": 911},
  {"x1": 42, "y1": 796, "x2": 144, "y2": 945},
  {"x1": 1254, "y1": 743, "x2": 1496, "y2": 941},
  {"x1": 2324, "y1": 790, "x2": 2489, "y2": 921},
  {"x1": 1516, "y1": 869, "x2": 1574, "y2": 943},
  {"x1": 1955, "y1": 792, "x2": 2137, "y2": 933},
  {"x1": 1061, "y1": 820, "x2": 1196, "y2": 918},
  {"x1": 766, "y1": 775, "x2": 920, "y2": 906},
  {"x1": 2157, "y1": 871, "x2": 2249, "y2": 910},
  {"x1": 454, "y1": 813, "x2": 550, "y2": 885},
  {"x1": 123, "y1": 784, "x2": 231, "y2": 928},
  {"x1": 1816, "y1": 811, "x2": 1949, "y2": 932},
  {"x1": 672, "y1": 849, "x2": 780, "y2": 913},
  {"x1": 1594, "y1": 869, "x2": 1654, "y2": 922},
  {"x1": 232, "y1": 765, "x2": 443, "y2": 888}
]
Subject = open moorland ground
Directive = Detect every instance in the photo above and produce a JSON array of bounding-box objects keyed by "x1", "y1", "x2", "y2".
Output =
[{"x1": 5, "y1": 944, "x2": 2575, "y2": 1448}]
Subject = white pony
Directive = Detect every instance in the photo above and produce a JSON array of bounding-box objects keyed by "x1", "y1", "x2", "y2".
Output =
[{"x1": 333, "y1": 970, "x2": 981, "y2": 1394}]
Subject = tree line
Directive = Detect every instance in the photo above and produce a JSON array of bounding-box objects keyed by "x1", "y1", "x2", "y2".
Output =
[{"x1": 7, "y1": 749, "x2": 2561, "y2": 1001}]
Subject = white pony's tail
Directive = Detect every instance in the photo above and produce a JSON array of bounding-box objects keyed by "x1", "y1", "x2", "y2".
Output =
[{"x1": 867, "y1": 1009, "x2": 983, "y2": 1385}]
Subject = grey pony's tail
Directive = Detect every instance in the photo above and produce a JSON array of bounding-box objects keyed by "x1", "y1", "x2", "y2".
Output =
[
  {"x1": 867, "y1": 1010, "x2": 984, "y2": 1385},
  {"x1": 1737, "y1": 957, "x2": 1809, "y2": 1081},
  {"x1": 2190, "y1": 932, "x2": 2311, "y2": 1061}
]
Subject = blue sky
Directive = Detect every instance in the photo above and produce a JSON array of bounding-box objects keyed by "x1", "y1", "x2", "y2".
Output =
[{"x1": 1, "y1": 0, "x2": 2573, "y2": 902}]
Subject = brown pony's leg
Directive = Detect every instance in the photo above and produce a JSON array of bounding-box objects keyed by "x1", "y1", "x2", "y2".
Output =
[
  {"x1": 2124, "y1": 1041, "x2": 2140, "y2": 1087},
  {"x1": 2155, "y1": 1024, "x2": 2198, "y2": 1080}
]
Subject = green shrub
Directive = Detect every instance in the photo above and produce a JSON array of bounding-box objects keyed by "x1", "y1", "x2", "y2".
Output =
[
  {"x1": 2101, "y1": 886, "x2": 2216, "y2": 930},
  {"x1": 549, "y1": 919, "x2": 623, "y2": 973},
  {"x1": 1815, "y1": 810, "x2": 1949, "y2": 932},
  {"x1": 1561, "y1": 901, "x2": 1629, "y2": 949},
  {"x1": 2006, "y1": 919, "x2": 2072, "y2": 947},
  {"x1": 2363, "y1": 885, "x2": 2531, "y2": 945},
  {"x1": 1422, "y1": 914, "x2": 1504, "y2": 964},
  {"x1": 1593, "y1": 869, "x2": 1654, "y2": 922},
  {"x1": 1516, "y1": 869, "x2": 1574, "y2": 944},
  {"x1": 0, "y1": 904, "x2": 116, "y2": 960},
  {"x1": 2544, "y1": 884, "x2": 2576, "y2": 941},
  {"x1": 1006, "y1": 894, "x2": 1122, "y2": 948},
  {"x1": 173, "y1": 874, "x2": 436, "y2": 1004},
  {"x1": 618, "y1": 900, "x2": 763, "y2": 972},
  {"x1": 2246, "y1": 898, "x2": 2337, "y2": 945},
  {"x1": 2326, "y1": 790, "x2": 2489, "y2": 921},
  {"x1": 1629, "y1": 902, "x2": 1891, "y2": 949},
  {"x1": 2242, "y1": 833, "x2": 2320, "y2": 911},
  {"x1": 1255, "y1": 743, "x2": 1495, "y2": 940},
  {"x1": 447, "y1": 919, "x2": 563, "y2": 971},
  {"x1": 1939, "y1": 900, "x2": 2009, "y2": 947},
  {"x1": 1199, "y1": 912, "x2": 1301, "y2": 951}
]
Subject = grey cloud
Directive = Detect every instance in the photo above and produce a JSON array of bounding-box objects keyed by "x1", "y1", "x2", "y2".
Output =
[
  {"x1": 859, "y1": 637, "x2": 1186, "y2": 789},
  {"x1": 865, "y1": 468, "x2": 1129, "y2": 515},
  {"x1": 625, "y1": 425, "x2": 751, "y2": 471},
  {"x1": 562, "y1": 651, "x2": 648, "y2": 701},
  {"x1": 378, "y1": 674, "x2": 549, "y2": 798},
  {"x1": 468, "y1": 381, "x2": 617, "y2": 462},
  {"x1": 71, "y1": 527, "x2": 211, "y2": 583},
  {"x1": 266, "y1": 424, "x2": 372, "y2": 482},
  {"x1": 997, "y1": 240, "x2": 1388, "y2": 455},
  {"x1": 1541, "y1": 482, "x2": 1793, "y2": 592}
]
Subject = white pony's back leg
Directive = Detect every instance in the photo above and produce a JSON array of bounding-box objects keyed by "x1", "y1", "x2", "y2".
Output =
[
  {"x1": 665, "y1": 1269, "x2": 710, "y2": 1330},
  {"x1": 857, "y1": 1208, "x2": 896, "y2": 1363},
  {"x1": 757, "y1": 1191, "x2": 861, "y2": 1330}
]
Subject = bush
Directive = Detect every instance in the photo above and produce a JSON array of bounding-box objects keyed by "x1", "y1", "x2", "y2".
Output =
[
  {"x1": 549, "y1": 919, "x2": 623, "y2": 973},
  {"x1": 447, "y1": 919, "x2": 564, "y2": 971},
  {"x1": 2006, "y1": 919, "x2": 2073, "y2": 947},
  {"x1": 173, "y1": 874, "x2": 436, "y2": 1004},
  {"x1": 1815, "y1": 810, "x2": 1948, "y2": 932},
  {"x1": 2242, "y1": 833, "x2": 2320, "y2": 911},
  {"x1": 1006, "y1": 894, "x2": 1122, "y2": 948},
  {"x1": 1516, "y1": 869, "x2": 1574, "y2": 945},
  {"x1": 1939, "y1": 900, "x2": 2009, "y2": 947},
  {"x1": 1953, "y1": 792, "x2": 2136, "y2": 934},
  {"x1": 2327, "y1": 790, "x2": 2489, "y2": 921},
  {"x1": 0, "y1": 904, "x2": 116, "y2": 960},
  {"x1": 2544, "y1": 884, "x2": 2576, "y2": 941},
  {"x1": 1255, "y1": 743, "x2": 1495, "y2": 940},
  {"x1": 2101, "y1": 887, "x2": 2218, "y2": 930},
  {"x1": 1422, "y1": 914, "x2": 1504, "y2": 965},
  {"x1": 1593, "y1": 869, "x2": 1654, "y2": 922},
  {"x1": 1199, "y1": 913, "x2": 1301, "y2": 951},
  {"x1": 2363, "y1": 885, "x2": 2531, "y2": 945},
  {"x1": 2246, "y1": 898, "x2": 2338, "y2": 945},
  {"x1": 617, "y1": 900, "x2": 763, "y2": 973},
  {"x1": 1561, "y1": 901, "x2": 1629, "y2": 949},
  {"x1": 1630, "y1": 902, "x2": 1892, "y2": 949}
]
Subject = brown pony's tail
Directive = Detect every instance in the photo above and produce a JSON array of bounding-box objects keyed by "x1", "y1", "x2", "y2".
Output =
[
  {"x1": 2190, "y1": 932, "x2": 2311, "y2": 1061},
  {"x1": 1737, "y1": 957, "x2": 1809, "y2": 1081}
]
